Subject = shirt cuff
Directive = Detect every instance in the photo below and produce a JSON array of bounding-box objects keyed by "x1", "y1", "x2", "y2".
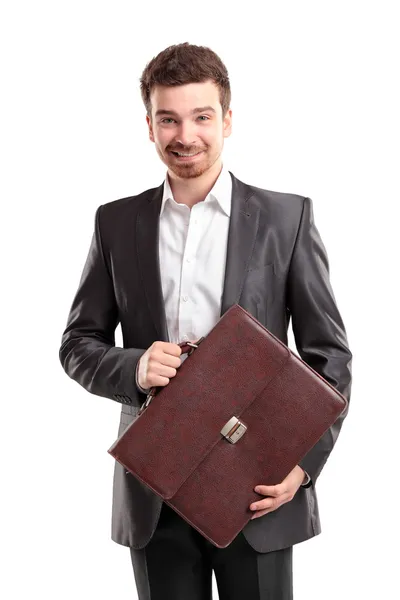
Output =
[
  {"x1": 301, "y1": 470, "x2": 311, "y2": 487},
  {"x1": 135, "y1": 361, "x2": 150, "y2": 395}
]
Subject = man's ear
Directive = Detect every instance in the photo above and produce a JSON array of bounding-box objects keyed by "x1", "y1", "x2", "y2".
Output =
[
  {"x1": 223, "y1": 108, "x2": 232, "y2": 139},
  {"x1": 146, "y1": 115, "x2": 154, "y2": 143}
]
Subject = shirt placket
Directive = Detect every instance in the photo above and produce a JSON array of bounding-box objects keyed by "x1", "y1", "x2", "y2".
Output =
[{"x1": 178, "y1": 203, "x2": 204, "y2": 342}]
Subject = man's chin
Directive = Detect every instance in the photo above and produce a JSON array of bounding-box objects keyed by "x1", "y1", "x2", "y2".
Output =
[{"x1": 167, "y1": 158, "x2": 209, "y2": 179}]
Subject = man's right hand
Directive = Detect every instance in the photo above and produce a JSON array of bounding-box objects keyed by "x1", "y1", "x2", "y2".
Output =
[{"x1": 137, "y1": 341, "x2": 183, "y2": 390}]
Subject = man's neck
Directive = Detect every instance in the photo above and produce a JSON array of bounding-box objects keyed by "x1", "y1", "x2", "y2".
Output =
[{"x1": 167, "y1": 159, "x2": 223, "y2": 209}]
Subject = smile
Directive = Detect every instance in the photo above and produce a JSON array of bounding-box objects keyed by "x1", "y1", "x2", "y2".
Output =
[{"x1": 170, "y1": 150, "x2": 204, "y2": 161}]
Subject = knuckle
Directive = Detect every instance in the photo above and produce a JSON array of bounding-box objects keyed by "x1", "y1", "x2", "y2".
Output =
[{"x1": 149, "y1": 349, "x2": 156, "y2": 360}]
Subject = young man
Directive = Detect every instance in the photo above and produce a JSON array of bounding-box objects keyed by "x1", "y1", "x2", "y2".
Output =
[{"x1": 59, "y1": 42, "x2": 352, "y2": 599}]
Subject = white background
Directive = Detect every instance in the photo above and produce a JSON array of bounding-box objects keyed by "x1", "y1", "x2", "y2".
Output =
[{"x1": 1, "y1": 1, "x2": 399, "y2": 598}]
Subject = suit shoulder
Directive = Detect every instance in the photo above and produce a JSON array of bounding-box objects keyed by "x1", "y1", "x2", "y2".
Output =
[
  {"x1": 93, "y1": 183, "x2": 162, "y2": 246},
  {"x1": 249, "y1": 182, "x2": 305, "y2": 208},
  {"x1": 235, "y1": 177, "x2": 306, "y2": 225},
  {"x1": 99, "y1": 183, "x2": 162, "y2": 216},
  {"x1": 231, "y1": 172, "x2": 305, "y2": 209}
]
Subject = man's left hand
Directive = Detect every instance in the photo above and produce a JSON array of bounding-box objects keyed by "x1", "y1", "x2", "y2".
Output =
[{"x1": 249, "y1": 465, "x2": 305, "y2": 520}]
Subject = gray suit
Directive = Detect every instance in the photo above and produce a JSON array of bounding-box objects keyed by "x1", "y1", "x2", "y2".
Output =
[{"x1": 59, "y1": 171, "x2": 352, "y2": 553}]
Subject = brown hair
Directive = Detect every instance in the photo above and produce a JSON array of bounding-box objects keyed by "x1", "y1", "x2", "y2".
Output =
[{"x1": 140, "y1": 42, "x2": 231, "y2": 120}]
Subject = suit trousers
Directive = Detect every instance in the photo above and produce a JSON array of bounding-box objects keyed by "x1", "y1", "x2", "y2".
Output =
[{"x1": 129, "y1": 501, "x2": 293, "y2": 600}]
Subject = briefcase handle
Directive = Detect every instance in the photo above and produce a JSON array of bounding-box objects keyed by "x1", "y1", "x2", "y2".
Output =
[{"x1": 138, "y1": 336, "x2": 205, "y2": 415}]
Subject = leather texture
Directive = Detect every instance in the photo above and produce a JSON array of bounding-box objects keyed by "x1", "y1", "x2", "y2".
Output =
[
  {"x1": 108, "y1": 304, "x2": 347, "y2": 548},
  {"x1": 59, "y1": 170, "x2": 352, "y2": 552}
]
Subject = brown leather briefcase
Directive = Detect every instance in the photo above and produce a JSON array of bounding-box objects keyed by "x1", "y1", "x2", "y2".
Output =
[{"x1": 107, "y1": 303, "x2": 347, "y2": 548}]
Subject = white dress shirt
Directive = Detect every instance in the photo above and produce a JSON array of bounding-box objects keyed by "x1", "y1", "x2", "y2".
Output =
[
  {"x1": 159, "y1": 162, "x2": 232, "y2": 347},
  {"x1": 135, "y1": 163, "x2": 311, "y2": 487}
]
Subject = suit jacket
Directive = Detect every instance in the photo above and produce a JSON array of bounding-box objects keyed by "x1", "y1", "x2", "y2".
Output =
[{"x1": 59, "y1": 170, "x2": 352, "y2": 553}]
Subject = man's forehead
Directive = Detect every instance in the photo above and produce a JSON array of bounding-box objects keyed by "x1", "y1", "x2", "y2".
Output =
[{"x1": 150, "y1": 81, "x2": 220, "y2": 114}]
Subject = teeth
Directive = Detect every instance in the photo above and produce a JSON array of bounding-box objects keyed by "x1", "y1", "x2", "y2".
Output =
[{"x1": 174, "y1": 152, "x2": 199, "y2": 157}]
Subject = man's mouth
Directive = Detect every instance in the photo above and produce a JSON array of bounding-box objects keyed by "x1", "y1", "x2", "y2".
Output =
[{"x1": 170, "y1": 150, "x2": 204, "y2": 159}]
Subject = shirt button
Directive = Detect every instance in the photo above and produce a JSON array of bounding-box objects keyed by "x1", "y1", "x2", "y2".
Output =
[
  {"x1": 186, "y1": 258, "x2": 191, "y2": 263},
  {"x1": 182, "y1": 295, "x2": 188, "y2": 302}
]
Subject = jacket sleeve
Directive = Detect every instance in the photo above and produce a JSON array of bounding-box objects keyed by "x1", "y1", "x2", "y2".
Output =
[
  {"x1": 59, "y1": 205, "x2": 148, "y2": 408},
  {"x1": 286, "y1": 197, "x2": 353, "y2": 485}
]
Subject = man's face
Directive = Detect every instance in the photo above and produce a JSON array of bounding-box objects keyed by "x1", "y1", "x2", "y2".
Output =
[{"x1": 146, "y1": 80, "x2": 232, "y2": 179}]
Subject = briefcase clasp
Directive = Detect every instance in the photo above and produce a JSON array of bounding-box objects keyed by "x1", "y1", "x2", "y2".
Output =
[
  {"x1": 220, "y1": 416, "x2": 247, "y2": 444},
  {"x1": 186, "y1": 336, "x2": 205, "y2": 356}
]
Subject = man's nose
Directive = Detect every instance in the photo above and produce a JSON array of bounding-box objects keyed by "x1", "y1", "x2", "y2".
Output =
[{"x1": 174, "y1": 121, "x2": 198, "y2": 147}]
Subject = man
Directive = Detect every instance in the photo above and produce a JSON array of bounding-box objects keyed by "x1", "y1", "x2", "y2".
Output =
[{"x1": 59, "y1": 42, "x2": 352, "y2": 599}]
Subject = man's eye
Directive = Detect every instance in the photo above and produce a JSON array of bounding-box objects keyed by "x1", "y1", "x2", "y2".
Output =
[
  {"x1": 161, "y1": 118, "x2": 174, "y2": 124},
  {"x1": 197, "y1": 116, "x2": 209, "y2": 121}
]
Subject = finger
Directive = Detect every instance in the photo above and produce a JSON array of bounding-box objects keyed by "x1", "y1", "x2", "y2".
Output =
[
  {"x1": 153, "y1": 341, "x2": 182, "y2": 357},
  {"x1": 250, "y1": 497, "x2": 278, "y2": 512},
  {"x1": 250, "y1": 493, "x2": 291, "y2": 517},
  {"x1": 148, "y1": 356, "x2": 178, "y2": 378},
  {"x1": 250, "y1": 499, "x2": 276, "y2": 512},
  {"x1": 150, "y1": 375, "x2": 170, "y2": 387},
  {"x1": 163, "y1": 342, "x2": 183, "y2": 357},
  {"x1": 155, "y1": 364, "x2": 178, "y2": 378},
  {"x1": 159, "y1": 353, "x2": 182, "y2": 369},
  {"x1": 251, "y1": 508, "x2": 272, "y2": 520},
  {"x1": 152, "y1": 349, "x2": 181, "y2": 368},
  {"x1": 254, "y1": 484, "x2": 285, "y2": 497}
]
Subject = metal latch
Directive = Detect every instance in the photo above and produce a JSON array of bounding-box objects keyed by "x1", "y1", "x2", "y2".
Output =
[{"x1": 220, "y1": 416, "x2": 247, "y2": 444}]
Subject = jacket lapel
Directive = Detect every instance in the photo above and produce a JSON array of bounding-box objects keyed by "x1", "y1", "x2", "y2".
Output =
[
  {"x1": 136, "y1": 183, "x2": 170, "y2": 342},
  {"x1": 136, "y1": 171, "x2": 260, "y2": 341},
  {"x1": 220, "y1": 172, "x2": 260, "y2": 316}
]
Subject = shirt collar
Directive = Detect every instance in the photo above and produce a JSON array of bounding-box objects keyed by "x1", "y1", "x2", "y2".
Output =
[{"x1": 159, "y1": 163, "x2": 232, "y2": 217}]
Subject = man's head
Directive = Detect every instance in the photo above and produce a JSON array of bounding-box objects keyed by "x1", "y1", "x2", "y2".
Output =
[{"x1": 140, "y1": 43, "x2": 232, "y2": 179}]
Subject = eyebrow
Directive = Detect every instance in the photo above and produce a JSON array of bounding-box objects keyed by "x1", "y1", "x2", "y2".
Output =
[{"x1": 155, "y1": 106, "x2": 217, "y2": 117}]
